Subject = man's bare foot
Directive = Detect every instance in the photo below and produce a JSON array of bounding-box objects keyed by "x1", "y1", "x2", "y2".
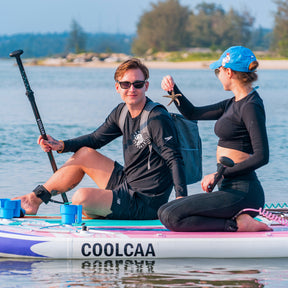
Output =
[
  {"x1": 236, "y1": 214, "x2": 273, "y2": 232},
  {"x1": 12, "y1": 192, "x2": 42, "y2": 215}
]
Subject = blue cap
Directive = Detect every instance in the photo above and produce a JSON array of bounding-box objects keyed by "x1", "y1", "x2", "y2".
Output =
[{"x1": 210, "y1": 46, "x2": 257, "y2": 72}]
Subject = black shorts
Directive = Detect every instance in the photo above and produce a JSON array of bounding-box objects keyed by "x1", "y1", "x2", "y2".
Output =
[{"x1": 105, "y1": 162, "x2": 159, "y2": 220}]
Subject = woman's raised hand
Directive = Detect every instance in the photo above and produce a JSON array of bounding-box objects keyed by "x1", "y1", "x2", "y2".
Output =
[{"x1": 161, "y1": 75, "x2": 175, "y2": 92}]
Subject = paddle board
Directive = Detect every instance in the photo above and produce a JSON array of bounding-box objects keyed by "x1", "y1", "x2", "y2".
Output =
[{"x1": 0, "y1": 215, "x2": 288, "y2": 259}]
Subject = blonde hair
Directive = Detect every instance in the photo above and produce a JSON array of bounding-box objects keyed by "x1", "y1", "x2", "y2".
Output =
[{"x1": 114, "y1": 58, "x2": 149, "y2": 81}]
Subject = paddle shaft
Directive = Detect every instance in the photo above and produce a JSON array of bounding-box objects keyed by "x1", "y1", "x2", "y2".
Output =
[
  {"x1": 208, "y1": 156, "x2": 235, "y2": 192},
  {"x1": 10, "y1": 50, "x2": 68, "y2": 203},
  {"x1": 207, "y1": 165, "x2": 226, "y2": 192}
]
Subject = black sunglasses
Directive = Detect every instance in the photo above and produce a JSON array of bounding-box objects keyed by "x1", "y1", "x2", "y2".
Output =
[{"x1": 117, "y1": 80, "x2": 146, "y2": 89}]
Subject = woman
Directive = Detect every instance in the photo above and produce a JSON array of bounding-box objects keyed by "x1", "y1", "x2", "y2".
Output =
[{"x1": 158, "y1": 46, "x2": 272, "y2": 232}]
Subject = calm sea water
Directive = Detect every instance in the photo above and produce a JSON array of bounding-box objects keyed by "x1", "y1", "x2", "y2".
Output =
[{"x1": 1, "y1": 59, "x2": 288, "y2": 287}]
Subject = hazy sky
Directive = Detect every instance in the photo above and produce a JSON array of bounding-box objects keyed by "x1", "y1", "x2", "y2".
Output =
[{"x1": 0, "y1": 0, "x2": 276, "y2": 36}]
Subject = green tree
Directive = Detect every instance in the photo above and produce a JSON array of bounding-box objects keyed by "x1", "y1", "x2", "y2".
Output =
[
  {"x1": 273, "y1": 0, "x2": 288, "y2": 56},
  {"x1": 67, "y1": 19, "x2": 87, "y2": 53},
  {"x1": 249, "y1": 27, "x2": 272, "y2": 51},
  {"x1": 187, "y1": 3, "x2": 254, "y2": 49},
  {"x1": 223, "y1": 8, "x2": 254, "y2": 47},
  {"x1": 188, "y1": 3, "x2": 225, "y2": 48},
  {"x1": 132, "y1": 0, "x2": 190, "y2": 55}
]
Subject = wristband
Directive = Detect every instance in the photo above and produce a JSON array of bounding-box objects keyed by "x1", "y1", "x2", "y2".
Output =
[{"x1": 57, "y1": 140, "x2": 65, "y2": 153}]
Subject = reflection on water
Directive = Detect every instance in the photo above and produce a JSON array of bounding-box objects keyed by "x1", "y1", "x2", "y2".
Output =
[{"x1": 0, "y1": 258, "x2": 288, "y2": 287}]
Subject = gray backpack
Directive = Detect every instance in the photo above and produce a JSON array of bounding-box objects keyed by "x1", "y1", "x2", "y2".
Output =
[{"x1": 118, "y1": 102, "x2": 202, "y2": 185}]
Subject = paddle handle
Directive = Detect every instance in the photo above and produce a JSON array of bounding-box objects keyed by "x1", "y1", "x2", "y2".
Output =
[
  {"x1": 208, "y1": 156, "x2": 235, "y2": 192},
  {"x1": 10, "y1": 50, "x2": 68, "y2": 203},
  {"x1": 207, "y1": 165, "x2": 226, "y2": 192}
]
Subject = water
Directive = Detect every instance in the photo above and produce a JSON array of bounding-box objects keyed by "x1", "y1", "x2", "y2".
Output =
[
  {"x1": 1, "y1": 59, "x2": 288, "y2": 287},
  {"x1": 0, "y1": 258, "x2": 288, "y2": 287}
]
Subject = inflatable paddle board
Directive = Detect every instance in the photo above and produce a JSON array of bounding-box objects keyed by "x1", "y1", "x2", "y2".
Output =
[{"x1": 1, "y1": 215, "x2": 288, "y2": 259}]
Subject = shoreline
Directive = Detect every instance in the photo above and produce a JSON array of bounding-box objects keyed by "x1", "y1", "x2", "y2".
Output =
[
  {"x1": 32, "y1": 59, "x2": 288, "y2": 70},
  {"x1": 146, "y1": 60, "x2": 288, "y2": 70}
]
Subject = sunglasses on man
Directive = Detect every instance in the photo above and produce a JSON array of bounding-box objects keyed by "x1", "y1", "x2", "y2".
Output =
[{"x1": 117, "y1": 80, "x2": 146, "y2": 89}]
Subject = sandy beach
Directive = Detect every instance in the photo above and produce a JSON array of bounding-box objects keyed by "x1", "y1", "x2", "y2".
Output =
[
  {"x1": 37, "y1": 58, "x2": 288, "y2": 70},
  {"x1": 146, "y1": 60, "x2": 288, "y2": 70}
]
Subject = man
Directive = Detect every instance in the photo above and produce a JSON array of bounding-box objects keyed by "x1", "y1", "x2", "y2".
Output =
[{"x1": 16, "y1": 58, "x2": 187, "y2": 219}]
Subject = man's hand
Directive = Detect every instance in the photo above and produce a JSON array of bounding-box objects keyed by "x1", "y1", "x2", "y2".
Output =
[{"x1": 37, "y1": 135, "x2": 63, "y2": 152}]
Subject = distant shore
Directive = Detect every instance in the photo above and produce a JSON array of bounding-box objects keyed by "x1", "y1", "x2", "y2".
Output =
[
  {"x1": 146, "y1": 60, "x2": 288, "y2": 70},
  {"x1": 28, "y1": 58, "x2": 288, "y2": 70}
]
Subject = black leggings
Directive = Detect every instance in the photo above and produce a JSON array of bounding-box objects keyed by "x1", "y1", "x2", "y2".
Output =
[{"x1": 158, "y1": 172, "x2": 265, "y2": 232}]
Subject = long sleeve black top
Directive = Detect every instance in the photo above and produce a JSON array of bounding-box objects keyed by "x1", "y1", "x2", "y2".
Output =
[
  {"x1": 61, "y1": 97, "x2": 187, "y2": 199},
  {"x1": 172, "y1": 85, "x2": 269, "y2": 177}
]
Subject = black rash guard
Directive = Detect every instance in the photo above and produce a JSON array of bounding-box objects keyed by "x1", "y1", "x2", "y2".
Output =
[
  {"x1": 173, "y1": 84, "x2": 269, "y2": 177},
  {"x1": 61, "y1": 97, "x2": 187, "y2": 198}
]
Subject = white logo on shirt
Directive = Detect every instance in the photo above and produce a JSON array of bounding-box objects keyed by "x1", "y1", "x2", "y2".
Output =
[
  {"x1": 164, "y1": 136, "x2": 173, "y2": 142},
  {"x1": 133, "y1": 131, "x2": 149, "y2": 149}
]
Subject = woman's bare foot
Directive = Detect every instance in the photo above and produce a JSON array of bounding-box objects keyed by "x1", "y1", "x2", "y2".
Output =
[
  {"x1": 236, "y1": 214, "x2": 273, "y2": 232},
  {"x1": 12, "y1": 192, "x2": 42, "y2": 215}
]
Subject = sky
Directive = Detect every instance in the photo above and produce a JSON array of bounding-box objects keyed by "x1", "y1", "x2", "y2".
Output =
[{"x1": 0, "y1": 0, "x2": 277, "y2": 36}]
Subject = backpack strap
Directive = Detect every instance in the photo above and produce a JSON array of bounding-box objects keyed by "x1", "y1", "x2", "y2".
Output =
[
  {"x1": 139, "y1": 101, "x2": 162, "y2": 140},
  {"x1": 118, "y1": 104, "x2": 129, "y2": 133},
  {"x1": 139, "y1": 101, "x2": 164, "y2": 169},
  {"x1": 118, "y1": 101, "x2": 164, "y2": 170}
]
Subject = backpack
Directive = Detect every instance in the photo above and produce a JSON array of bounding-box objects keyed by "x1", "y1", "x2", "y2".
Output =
[{"x1": 118, "y1": 101, "x2": 202, "y2": 185}]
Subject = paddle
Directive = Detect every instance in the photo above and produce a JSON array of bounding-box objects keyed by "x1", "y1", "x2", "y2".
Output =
[
  {"x1": 9, "y1": 49, "x2": 68, "y2": 204},
  {"x1": 208, "y1": 156, "x2": 234, "y2": 192}
]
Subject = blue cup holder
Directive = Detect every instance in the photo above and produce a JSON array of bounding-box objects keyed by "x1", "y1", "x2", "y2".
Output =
[
  {"x1": 0, "y1": 199, "x2": 21, "y2": 219},
  {"x1": 60, "y1": 205, "x2": 82, "y2": 225}
]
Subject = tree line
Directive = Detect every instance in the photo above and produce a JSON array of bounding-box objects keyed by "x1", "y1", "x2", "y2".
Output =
[
  {"x1": 0, "y1": 31, "x2": 133, "y2": 58},
  {"x1": 132, "y1": 0, "x2": 277, "y2": 55},
  {"x1": 1, "y1": 0, "x2": 287, "y2": 58}
]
